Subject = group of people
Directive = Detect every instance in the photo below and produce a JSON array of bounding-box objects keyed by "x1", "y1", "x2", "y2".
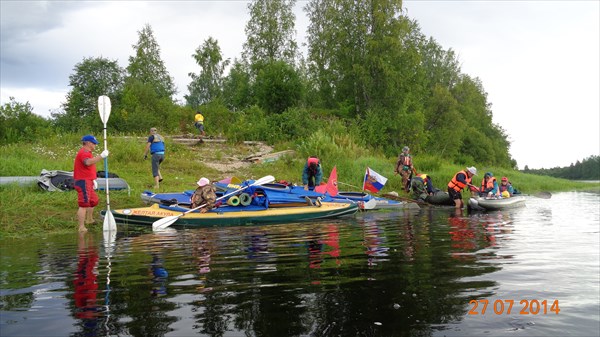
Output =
[
  {"x1": 74, "y1": 123, "x2": 517, "y2": 231},
  {"x1": 393, "y1": 146, "x2": 516, "y2": 211}
]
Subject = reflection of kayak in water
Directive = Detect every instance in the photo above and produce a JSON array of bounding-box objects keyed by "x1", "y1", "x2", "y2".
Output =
[{"x1": 468, "y1": 195, "x2": 526, "y2": 211}]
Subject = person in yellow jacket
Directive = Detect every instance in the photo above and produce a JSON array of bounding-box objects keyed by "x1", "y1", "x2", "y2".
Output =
[{"x1": 194, "y1": 110, "x2": 205, "y2": 142}]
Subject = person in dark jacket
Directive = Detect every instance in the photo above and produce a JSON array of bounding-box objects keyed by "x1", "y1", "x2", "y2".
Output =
[
  {"x1": 302, "y1": 156, "x2": 323, "y2": 191},
  {"x1": 411, "y1": 173, "x2": 435, "y2": 201}
]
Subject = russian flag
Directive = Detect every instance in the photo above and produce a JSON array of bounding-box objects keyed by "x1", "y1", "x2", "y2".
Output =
[{"x1": 363, "y1": 167, "x2": 388, "y2": 193}]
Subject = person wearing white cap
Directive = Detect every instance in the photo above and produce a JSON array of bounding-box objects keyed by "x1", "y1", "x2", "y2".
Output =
[
  {"x1": 74, "y1": 134, "x2": 109, "y2": 232},
  {"x1": 191, "y1": 177, "x2": 217, "y2": 213},
  {"x1": 447, "y1": 166, "x2": 478, "y2": 211}
]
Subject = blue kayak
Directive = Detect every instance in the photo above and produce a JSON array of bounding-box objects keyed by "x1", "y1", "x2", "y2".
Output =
[{"x1": 141, "y1": 181, "x2": 414, "y2": 210}]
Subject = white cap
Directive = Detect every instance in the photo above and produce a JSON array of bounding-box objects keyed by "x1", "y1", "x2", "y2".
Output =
[
  {"x1": 467, "y1": 166, "x2": 477, "y2": 175},
  {"x1": 197, "y1": 177, "x2": 210, "y2": 187}
]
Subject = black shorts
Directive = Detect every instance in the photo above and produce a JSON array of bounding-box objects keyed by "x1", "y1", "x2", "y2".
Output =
[{"x1": 448, "y1": 187, "x2": 462, "y2": 200}]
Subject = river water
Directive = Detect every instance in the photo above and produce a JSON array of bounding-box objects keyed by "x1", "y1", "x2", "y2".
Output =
[{"x1": 1, "y1": 192, "x2": 598, "y2": 336}]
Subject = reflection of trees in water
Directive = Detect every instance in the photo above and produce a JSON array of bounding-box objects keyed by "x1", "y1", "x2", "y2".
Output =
[
  {"x1": 1, "y1": 209, "x2": 513, "y2": 336},
  {"x1": 175, "y1": 213, "x2": 506, "y2": 336}
]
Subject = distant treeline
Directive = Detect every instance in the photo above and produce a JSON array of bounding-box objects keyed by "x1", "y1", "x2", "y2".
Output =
[
  {"x1": 1, "y1": 0, "x2": 515, "y2": 169},
  {"x1": 522, "y1": 156, "x2": 600, "y2": 180}
]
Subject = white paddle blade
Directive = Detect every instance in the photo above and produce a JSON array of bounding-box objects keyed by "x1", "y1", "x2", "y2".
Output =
[
  {"x1": 103, "y1": 229, "x2": 117, "y2": 254},
  {"x1": 103, "y1": 210, "x2": 117, "y2": 232},
  {"x1": 98, "y1": 95, "x2": 112, "y2": 124},
  {"x1": 361, "y1": 198, "x2": 378, "y2": 210},
  {"x1": 152, "y1": 215, "x2": 180, "y2": 231},
  {"x1": 151, "y1": 175, "x2": 276, "y2": 231},
  {"x1": 253, "y1": 175, "x2": 275, "y2": 186}
]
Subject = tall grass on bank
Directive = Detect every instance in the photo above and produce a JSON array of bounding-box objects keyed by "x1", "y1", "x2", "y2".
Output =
[{"x1": 1, "y1": 133, "x2": 598, "y2": 238}]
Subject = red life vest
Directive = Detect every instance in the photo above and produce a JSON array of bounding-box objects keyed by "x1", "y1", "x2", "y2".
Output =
[
  {"x1": 307, "y1": 157, "x2": 319, "y2": 166},
  {"x1": 448, "y1": 170, "x2": 471, "y2": 192}
]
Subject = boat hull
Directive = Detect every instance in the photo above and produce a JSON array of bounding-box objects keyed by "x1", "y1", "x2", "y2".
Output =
[
  {"x1": 469, "y1": 195, "x2": 526, "y2": 211},
  {"x1": 425, "y1": 191, "x2": 455, "y2": 206},
  {"x1": 103, "y1": 202, "x2": 359, "y2": 228}
]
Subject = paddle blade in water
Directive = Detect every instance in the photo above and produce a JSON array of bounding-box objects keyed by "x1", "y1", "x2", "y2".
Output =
[
  {"x1": 103, "y1": 210, "x2": 117, "y2": 232},
  {"x1": 152, "y1": 215, "x2": 181, "y2": 231}
]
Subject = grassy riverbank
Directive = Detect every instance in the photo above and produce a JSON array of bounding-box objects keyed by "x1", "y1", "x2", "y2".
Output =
[{"x1": 1, "y1": 134, "x2": 598, "y2": 238}]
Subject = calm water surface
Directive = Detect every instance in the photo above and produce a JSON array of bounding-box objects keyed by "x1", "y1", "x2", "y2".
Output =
[{"x1": 1, "y1": 192, "x2": 598, "y2": 336}]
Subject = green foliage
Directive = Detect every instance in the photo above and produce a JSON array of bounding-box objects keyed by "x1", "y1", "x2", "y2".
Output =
[
  {"x1": 126, "y1": 24, "x2": 176, "y2": 99},
  {"x1": 222, "y1": 60, "x2": 254, "y2": 111},
  {"x1": 243, "y1": 0, "x2": 298, "y2": 65},
  {"x1": 54, "y1": 57, "x2": 125, "y2": 133},
  {"x1": 254, "y1": 60, "x2": 304, "y2": 114},
  {"x1": 186, "y1": 37, "x2": 230, "y2": 107},
  {"x1": 524, "y1": 155, "x2": 600, "y2": 180},
  {"x1": 0, "y1": 98, "x2": 53, "y2": 145}
]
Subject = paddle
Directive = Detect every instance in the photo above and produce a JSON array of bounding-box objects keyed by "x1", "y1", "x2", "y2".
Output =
[
  {"x1": 360, "y1": 198, "x2": 378, "y2": 210},
  {"x1": 523, "y1": 191, "x2": 552, "y2": 199},
  {"x1": 98, "y1": 95, "x2": 117, "y2": 232},
  {"x1": 152, "y1": 175, "x2": 275, "y2": 231}
]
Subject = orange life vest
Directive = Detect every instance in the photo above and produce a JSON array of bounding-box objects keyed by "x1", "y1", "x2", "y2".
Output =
[
  {"x1": 447, "y1": 170, "x2": 472, "y2": 192},
  {"x1": 401, "y1": 155, "x2": 411, "y2": 166},
  {"x1": 480, "y1": 177, "x2": 497, "y2": 193}
]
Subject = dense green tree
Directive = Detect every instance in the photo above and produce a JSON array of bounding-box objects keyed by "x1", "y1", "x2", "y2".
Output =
[
  {"x1": 53, "y1": 57, "x2": 125, "y2": 132},
  {"x1": 120, "y1": 24, "x2": 178, "y2": 131},
  {"x1": 242, "y1": 0, "x2": 298, "y2": 66},
  {"x1": 126, "y1": 24, "x2": 176, "y2": 99},
  {"x1": 254, "y1": 60, "x2": 303, "y2": 114},
  {"x1": 0, "y1": 97, "x2": 52, "y2": 144},
  {"x1": 222, "y1": 59, "x2": 254, "y2": 111},
  {"x1": 186, "y1": 37, "x2": 230, "y2": 108}
]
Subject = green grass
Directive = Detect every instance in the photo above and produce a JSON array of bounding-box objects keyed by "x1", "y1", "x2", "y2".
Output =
[{"x1": 1, "y1": 133, "x2": 598, "y2": 238}]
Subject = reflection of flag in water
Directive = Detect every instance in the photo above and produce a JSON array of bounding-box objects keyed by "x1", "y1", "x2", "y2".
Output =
[
  {"x1": 315, "y1": 166, "x2": 338, "y2": 196},
  {"x1": 363, "y1": 167, "x2": 387, "y2": 193}
]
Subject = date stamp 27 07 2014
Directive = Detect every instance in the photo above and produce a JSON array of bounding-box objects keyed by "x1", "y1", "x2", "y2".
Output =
[{"x1": 468, "y1": 299, "x2": 560, "y2": 315}]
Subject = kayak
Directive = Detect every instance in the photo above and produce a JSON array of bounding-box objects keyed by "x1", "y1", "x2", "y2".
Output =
[
  {"x1": 101, "y1": 201, "x2": 359, "y2": 228},
  {"x1": 468, "y1": 195, "x2": 526, "y2": 211},
  {"x1": 142, "y1": 183, "x2": 414, "y2": 210}
]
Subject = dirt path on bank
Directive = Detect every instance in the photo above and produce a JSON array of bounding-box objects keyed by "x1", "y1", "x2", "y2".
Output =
[{"x1": 170, "y1": 136, "x2": 278, "y2": 175}]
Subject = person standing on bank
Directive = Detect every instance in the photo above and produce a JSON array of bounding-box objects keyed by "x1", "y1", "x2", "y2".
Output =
[
  {"x1": 74, "y1": 135, "x2": 109, "y2": 232},
  {"x1": 194, "y1": 110, "x2": 205, "y2": 143},
  {"x1": 394, "y1": 146, "x2": 414, "y2": 192},
  {"x1": 302, "y1": 156, "x2": 323, "y2": 191},
  {"x1": 143, "y1": 127, "x2": 165, "y2": 189},
  {"x1": 447, "y1": 166, "x2": 478, "y2": 211}
]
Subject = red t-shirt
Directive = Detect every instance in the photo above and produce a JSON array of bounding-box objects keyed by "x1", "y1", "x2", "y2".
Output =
[{"x1": 74, "y1": 147, "x2": 96, "y2": 180}]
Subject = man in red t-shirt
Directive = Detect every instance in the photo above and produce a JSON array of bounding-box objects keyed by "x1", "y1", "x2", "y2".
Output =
[{"x1": 74, "y1": 135, "x2": 109, "y2": 232}]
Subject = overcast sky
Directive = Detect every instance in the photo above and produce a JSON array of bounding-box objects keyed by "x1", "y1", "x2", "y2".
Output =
[{"x1": 1, "y1": 1, "x2": 598, "y2": 170}]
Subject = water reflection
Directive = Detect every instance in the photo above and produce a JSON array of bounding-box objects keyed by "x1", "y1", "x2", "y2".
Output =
[
  {"x1": 1, "y1": 192, "x2": 598, "y2": 336},
  {"x1": 73, "y1": 232, "x2": 100, "y2": 330}
]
